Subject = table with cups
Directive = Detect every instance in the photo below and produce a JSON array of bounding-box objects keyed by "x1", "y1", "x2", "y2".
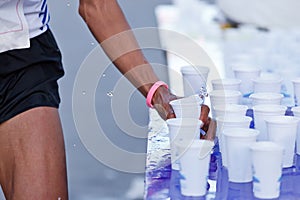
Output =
[{"x1": 144, "y1": 65, "x2": 300, "y2": 199}]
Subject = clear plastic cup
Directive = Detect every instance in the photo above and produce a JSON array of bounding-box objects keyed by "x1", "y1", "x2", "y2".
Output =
[{"x1": 223, "y1": 128, "x2": 259, "y2": 183}]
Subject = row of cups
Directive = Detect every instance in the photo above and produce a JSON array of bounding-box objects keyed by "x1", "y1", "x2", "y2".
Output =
[
  {"x1": 181, "y1": 64, "x2": 300, "y2": 108},
  {"x1": 174, "y1": 65, "x2": 300, "y2": 198}
]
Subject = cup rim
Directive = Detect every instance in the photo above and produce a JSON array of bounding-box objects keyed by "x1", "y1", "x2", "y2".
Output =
[
  {"x1": 249, "y1": 92, "x2": 284, "y2": 99},
  {"x1": 264, "y1": 115, "x2": 299, "y2": 124},
  {"x1": 181, "y1": 66, "x2": 210, "y2": 75},
  {"x1": 232, "y1": 67, "x2": 261, "y2": 73},
  {"x1": 214, "y1": 104, "x2": 248, "y2": 112},
  {"x1": 209, "y1": 90, "x2": 242, "y2": 97},
  {"x1": 252, "y1": 77, "x2": 283, "y2": 83},
  {"x1": 169, "y1": 95, "x2": 203, "y2": 106},
  {"x1": 250, "y1": 141, "x2": 284, "y2": 152},
  {"x1": 252, "y1": 104, "x2": 287, "y2": 113},
  {"x1": 216, "y1": 115, "x2": 252, "y2": 123},
  {"x1": 166, "y1": 118, "x2": 203, "y2": 127},
  {"x1": 211, "y1": 78, "x2": 242, "y2": 85},
  {"x1": 223, "y1": 128, "x2": 259, "y2": 138}
]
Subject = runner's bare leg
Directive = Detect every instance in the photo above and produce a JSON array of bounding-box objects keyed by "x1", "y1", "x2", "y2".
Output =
[{"x1": 0, "y1": 107, "x2": 68, "y2": 200}]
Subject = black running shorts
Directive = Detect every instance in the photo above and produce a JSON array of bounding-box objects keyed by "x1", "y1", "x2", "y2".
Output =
[{"x1": 0, "y1": 29, "x2": 64, "y2": 124}]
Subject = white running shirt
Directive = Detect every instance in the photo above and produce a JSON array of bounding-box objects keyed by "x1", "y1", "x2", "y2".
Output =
[
  {"x1": 24, "y1": 0, "x2": 49, "y2": 38},
  {"x1": 0, "y1": 0, "x2": 49, "y2": 53}
]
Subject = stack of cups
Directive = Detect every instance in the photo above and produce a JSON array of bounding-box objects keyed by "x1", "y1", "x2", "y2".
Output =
[
  {"x1": 250, "y1": 141, "x2": 284, "y2": 199},
  {"x1": 168, "y1": 95, "x2": 203, "y2": 170},
  {"x1": 223, "y1": 128, "x2": 259, "y2": 183},
  {"x1": 168, "y1": 94, "x2": 214, "y2": 197},
  {"x1": 181, "y1": 66, "x2": 210, "y2": 97}
]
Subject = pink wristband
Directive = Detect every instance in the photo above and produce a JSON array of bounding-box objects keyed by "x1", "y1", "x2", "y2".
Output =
[{"x1": 146, "y1": 81, "x2": 169, "y2": 108}]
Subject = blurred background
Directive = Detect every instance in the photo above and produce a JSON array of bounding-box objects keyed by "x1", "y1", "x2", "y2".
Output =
[{"x1": 0, "y1": 0, "x2": 299, "y2": 199}]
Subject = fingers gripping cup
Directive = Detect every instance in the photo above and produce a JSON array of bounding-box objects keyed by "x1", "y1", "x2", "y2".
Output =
[
  {"x1": 175, "y1": 139, "x2": 214, "y2": 197},
  {"x1": 181, "y1": 66, "x2": 210, "y2": 97},
  {"x1": 166, "y1": 118, "x2": 203, "y2": 170},
  {"x1": 265, "y1": 116, "x2": 299, "y2": 168},
  {"x1": 170, "y1": 95, "x2": 203, "y2": 119},
  {"x1": 250, "y1": 141, "x2": 284, "y2": 199},
  {"x1": 223, "y1": 128, "x2": 259, "y2": 183}
]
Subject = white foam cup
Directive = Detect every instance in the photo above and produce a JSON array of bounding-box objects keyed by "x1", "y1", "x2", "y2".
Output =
[
  {"x1": 250, "y1": 141, "x2": 284, "y2": 199},
  {"x1": 175, "y1": 139, "x2": 214, "y2": 196},
  {"x1": 181, "y1": 66, "x2": 210, "y2": 96},
  {"x1": 209, "y1": 90, "x2": 242, "y2": 118},
  {"x1": 166, "y1": 118, "x2": 203, "y2": 170},
  {"x1": 170, "y1": 95, "x2": 203, "y2": 118},
  {"x1": 232, "y1": 66, "x2": 261, "y2": 96},
  {"x1": 249, "y1": 92, "x2": 284, "y2": 106},
  {"x1": 223, "y1": 128, "x2": 259, "y2": 183},
  {"x1": 213, "y1": 104, "x2": 248, "y2": 119},
  {"x1": 265, "y1": 116, "x2": 299, "y2": 168},
  {"x1": 252, "y1": 104, "x2": 287, "y2": 141},
  {"x1": 211, "y1": 78, "x2": 241, "y2": 91},
  {"x1": 292, "y1": 78, "x2": 300, "y2": 106},
  {"x1": 252, "y1": 76, "x2": 282, "y2": 93},
  {"x1": 216, "y1": 116, "x2": 252, "y2": 167},
  {"x1": 291, "y1": 106, "x2": 300, "y2": 155}
]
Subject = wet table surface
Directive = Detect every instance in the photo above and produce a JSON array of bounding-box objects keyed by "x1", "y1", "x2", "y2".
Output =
[{"x1": 144, "y1": 108, "x2": 300, "y2": 200}]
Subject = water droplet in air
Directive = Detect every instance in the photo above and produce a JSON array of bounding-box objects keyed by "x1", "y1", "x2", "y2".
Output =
[
  {"x1": 82, "y1": 91, "x2": 86, "y2": 95},
  {"x1": 91, "y1": 42, "x2": 95, "y2": 46},
  {"x1": 102, "y1": 73, "x2": 106, "y2": 77},
  {"x1": 66, "y1": 2, "x2": 70, "y2": 7},
  {"x1": 58, "y1": 197, "x2": 62, "y2": 200},
  {"x1": 73, "y1": 144, "x2": 76, "y2": 147},
  {"x1": 107, "y1": 91, "x2": 114, "y2": 97}
]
